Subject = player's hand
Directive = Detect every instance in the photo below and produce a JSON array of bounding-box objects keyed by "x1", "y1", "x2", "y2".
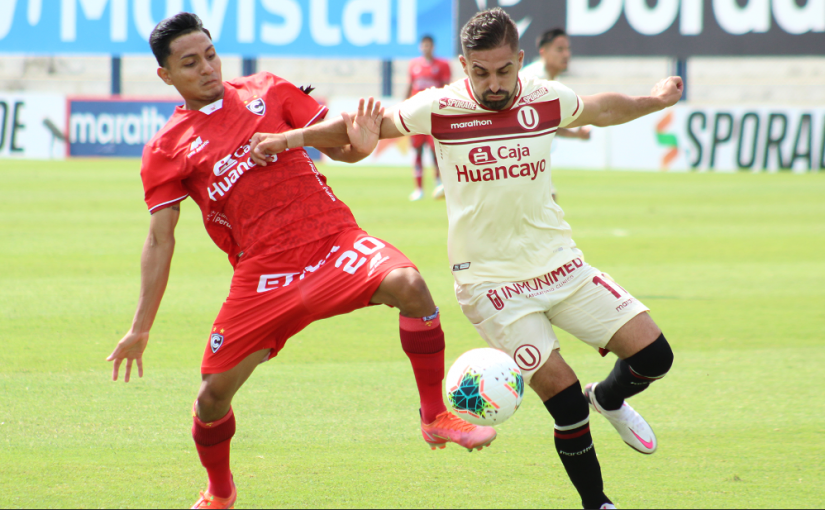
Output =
[
  {"x1": 341, "y1": 97, "x2": 384, "y2": 155},
  {"x1": 106, "y1": 330, "x2": 149, "y2": 382},
  {"x1": 249, "y1": 132, "x2": 287, "y2": 167},
  {"x1": 577, "y1": 126, "x2": 592, "y2": 140},
  {"x1": 650, "y1": 76, "x2": 683, "y2": 108}
]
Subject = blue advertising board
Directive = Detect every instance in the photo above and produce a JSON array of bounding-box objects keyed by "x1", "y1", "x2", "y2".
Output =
[
  {"x1": 68, "y1": 98, "x2": 179, "y2": 157},
  {"x1": 0, "y1": 0, "x2": 454, "y2": 58}
]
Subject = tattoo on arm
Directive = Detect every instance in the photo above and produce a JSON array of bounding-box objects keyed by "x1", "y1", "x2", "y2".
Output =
[{"x1": 171, "y1": 205, "x2": 180, "y2": 211}]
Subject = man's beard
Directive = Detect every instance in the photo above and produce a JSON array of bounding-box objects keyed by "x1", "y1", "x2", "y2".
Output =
[{"x1": 479, "y1": 88, "x2": 514, "y2": 110}]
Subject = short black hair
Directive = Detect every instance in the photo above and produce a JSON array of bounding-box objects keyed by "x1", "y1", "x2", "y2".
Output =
[
  {"x1": 460, "y1": 8, "x2": 520, "y2": 55},
  {"x1": 150, "y1": 12, "x2": 212, "y2": 67},
  {"x1": 421, "y1": 34, "x2": 434, "y2": 44},
  {"x1": 536, "y1": 28, "x2": 567, "y2": 50}
]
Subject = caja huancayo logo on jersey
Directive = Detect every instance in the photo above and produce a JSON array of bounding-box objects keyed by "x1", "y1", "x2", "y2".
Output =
[
  {"x1": 209, "y1": 141, "x2": 276, "y2": 201},
  {"x1": 457, "y1": 143, "x2": 545, "y2": 183}
]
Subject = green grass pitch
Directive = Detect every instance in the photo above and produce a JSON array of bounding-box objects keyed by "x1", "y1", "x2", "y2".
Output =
[{"x1": 1, "y1": 159, "x2": 824, "y2": 508}]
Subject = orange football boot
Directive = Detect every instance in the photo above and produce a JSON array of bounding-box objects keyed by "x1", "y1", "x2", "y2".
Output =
[
  {"x1": 421, "y1": 410, "x2": 497, "y2": 452},
  {"x1": 191, "y1": 480, "x2": 236, "y2": 509}
]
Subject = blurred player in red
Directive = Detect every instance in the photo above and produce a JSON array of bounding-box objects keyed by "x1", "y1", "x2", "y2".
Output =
[
  {"x1": 106, "y1": 13, "x2": 495, "y2": 509},
  {"x1": 407, "y1": 35, "x2": 451, "y2": 201}
]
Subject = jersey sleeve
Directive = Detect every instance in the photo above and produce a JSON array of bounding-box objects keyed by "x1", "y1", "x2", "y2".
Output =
[
  {"x1": 140, "y1": 144, "x2": 189, "y2": 214},
  {"x1": 270, "y1": 74, "x2": 329, "y2": 128},
  {"x1": 554, "y1": 82, "x2": 584, "y2": 128},
  {"x1": 392, "y1": 88, "x2": 439, "y2": 136}
]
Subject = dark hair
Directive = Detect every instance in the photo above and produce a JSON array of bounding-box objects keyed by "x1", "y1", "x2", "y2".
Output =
[
  {"x1": 421, "y1": 34, "x2": 434, "y2": 44},
  {"x1": 536, "y1": 28, "x2": 567, "y2": 50},
  {"x1": 460, "y1": 8, "x2": 520, "y2": 54},
  {"x1": 150, "y1": 12, "x2": 212, "y2": 67}
]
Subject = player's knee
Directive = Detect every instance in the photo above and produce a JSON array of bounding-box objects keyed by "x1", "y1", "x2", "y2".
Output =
[
  {"x1": 626, "y1": 333, "x2": 673, "y2": 379},
  {"x1": 196, "y1": 382, "x2": 233, "y2": 418},
  {"x1": 389, "y1": 269, "x2": 433, "y2": 314},
  {"x1": 543, "y1": 380, "x2": 589, "y2": 426}
]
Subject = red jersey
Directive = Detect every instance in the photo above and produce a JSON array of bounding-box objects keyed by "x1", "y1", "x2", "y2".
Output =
[
  {"x1": 140, "y1": 72, "x2": 359, "y2": 267},
  {"x1": 408, "y1": 56, "x2": 451, "y2": 96}
]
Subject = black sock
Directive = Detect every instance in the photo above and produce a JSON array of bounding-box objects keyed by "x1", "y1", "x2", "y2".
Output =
[
  {"x1": 545, "y1": 381, "x2": 611, "y2": 509},
  {"x1": 595, "y1": 333, "x2": 674, "y2": 411}
]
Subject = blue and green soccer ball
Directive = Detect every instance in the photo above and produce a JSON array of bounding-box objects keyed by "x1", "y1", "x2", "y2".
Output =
[{"x1": 446, "y1": 348, "x2": 525, "y2": 426}]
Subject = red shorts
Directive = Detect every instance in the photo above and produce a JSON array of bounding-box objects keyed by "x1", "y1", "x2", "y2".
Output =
[
  {"x1": 201, "y1": 228, "x2": 416, "y2": 374},
  {"x1": 411, "y1": 134, "x2": 435, "y2": 150}
]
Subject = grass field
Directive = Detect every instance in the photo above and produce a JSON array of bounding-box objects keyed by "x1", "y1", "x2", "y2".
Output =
[{"x1": 1, "y1": 159, "x2": 824, "y2": 508}]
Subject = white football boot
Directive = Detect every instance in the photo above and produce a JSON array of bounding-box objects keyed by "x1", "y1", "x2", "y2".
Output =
[
  {"x1": 600, "y1": 504, "x2": 617, "y2": 509},
  {"x1": 584, "y1": 382, "x2": 657, "y2": 455},
  {"x1": 409, "y1": 188, "x2": 424, "y2": 201}
]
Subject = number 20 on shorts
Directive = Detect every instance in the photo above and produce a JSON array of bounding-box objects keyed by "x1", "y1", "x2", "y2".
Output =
[{"x1": 335, "y1": 237, "x2": 386, "y2": 275}]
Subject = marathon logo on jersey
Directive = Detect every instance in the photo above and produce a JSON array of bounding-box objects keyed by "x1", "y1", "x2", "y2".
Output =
[
  {"x1": 492, "y1": 258, "x2": 585, "y2": 302},
  {"x1": 210, "y1": 333, "x2": 224, "y2": 353},
  {"x1": 457, "y1": 144, "x2": 544, "y2": 182},
  {"x1": 450, "y1": 119, "x2": 493, "y2": 130},
  {"x1": 245, "y1": 97, "x2": 266, "y2": 116},
  {"x1": 518, "y1": 88, "x2": 550, "y2": 106},
  {"x1": 439, "y1": 98, "x2": 477, "y2": 110},
  {"x1": 188, "y1": 136, "x2": 210, "y2": 158}
]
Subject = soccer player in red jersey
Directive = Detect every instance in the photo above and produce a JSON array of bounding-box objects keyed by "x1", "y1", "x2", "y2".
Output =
[
  {"x1": 105, "y1": 13, "x2": 495, "y2": 509},
  {"x1": 406, "y1": 35, "x2": 452, "y2": 201}
]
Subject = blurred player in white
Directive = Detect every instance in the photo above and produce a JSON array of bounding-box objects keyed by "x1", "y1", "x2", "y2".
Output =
[
  {"x1": 251, "y1": 8, "x2": 680, "y2": 509},
  {"x1": 522, "y1": 28, "x2": 591, "y2": 200},
  {"x1": 406, "y1": 35, "x2": 451, "y2": 200}
]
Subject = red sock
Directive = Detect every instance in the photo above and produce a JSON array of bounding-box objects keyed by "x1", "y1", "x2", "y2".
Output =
[
  {"x1": 400, "y1": 310, "x2": 448, "y2": 424},
  {"x1": 192, "y1": 405, "x2": 236, "y2": 498}
]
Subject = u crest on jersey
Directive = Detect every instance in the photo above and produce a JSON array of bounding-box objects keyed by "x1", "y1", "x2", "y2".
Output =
[
  {"x1": 517, "y1": 106, "x2": 539, "y2": 130},
  {"x1": 245, "y1": 98, "x2": 266, "y2": 116}
]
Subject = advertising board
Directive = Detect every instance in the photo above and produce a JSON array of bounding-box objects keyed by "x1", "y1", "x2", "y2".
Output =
[
  {"x1": 68, "y1": 98, "x2": 179, "y2": 157},
  {"x1": 0, "y1": 0, "x2": 454, "y2": 58},
  {"x1": 458, "y1": 0, "x2": 825, "y2": 60},
  {"x1": 552, "y1": 105, "x2": 825, "y2": 172},
  {"x1": 0, "y1": 93, "x2": 67, "y2": 160}
]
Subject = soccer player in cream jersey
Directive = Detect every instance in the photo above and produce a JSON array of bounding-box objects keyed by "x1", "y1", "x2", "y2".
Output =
[{"x1": 251, "y1": 8, "x2": 680, "y2": 509}]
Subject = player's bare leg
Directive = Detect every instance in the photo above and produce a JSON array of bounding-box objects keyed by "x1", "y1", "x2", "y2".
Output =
[
  {"x1": 410, "y1": 145, "x2": 425, "y2": 201},
  {"x1": 190, "y1": 348, "x2": 270, "y2": 509},
  {"x1": 370, "y1": 267, "x2": 497, "y2": 451},
  {"x1": 585, "y1": 312, "x2": 674, "y2": 454},
  {"x1": 529, "y1": 350, "x2": 612, "y2": 509}
]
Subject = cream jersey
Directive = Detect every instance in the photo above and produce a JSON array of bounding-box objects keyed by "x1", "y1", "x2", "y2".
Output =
[{"x1": 392, "y1": 75, "x2": 584, "y2": 284}]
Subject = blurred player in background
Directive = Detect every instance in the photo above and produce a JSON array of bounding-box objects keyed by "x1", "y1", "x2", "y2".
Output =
[
  {"x1": 253, "y1": 8, "x2": 680, "y2": 509},
  {"x1": 522, "y1": 28, "x2": 590, "y2": 201},
  {"x1": 106, "y1": 13, "x2": 495, "y2": 509},
  {"x1": 407, "y1": 35, "x2": 451, "y2": 200}
]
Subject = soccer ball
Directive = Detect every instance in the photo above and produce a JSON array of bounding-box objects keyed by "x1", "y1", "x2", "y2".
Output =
[{"x1": 445, "y1": 348, "x2": 525, "y2": 426}]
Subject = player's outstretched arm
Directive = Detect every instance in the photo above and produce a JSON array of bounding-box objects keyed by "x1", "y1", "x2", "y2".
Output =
[
  {"x1": 106, "y1": 205, "x2": 179, "y2": 382},
  {"x1": 555, "y1": 126, "x2": 592, "y2": 140},
  {"x1": 250, "y1": 98, "x2": 385, "y2": 165},
  {"x1": 323, "y1": 97, "x2": 386, "y2": 162},
  {"x1": 567, "y1": 76, "x2": 683, "y2": 129}
]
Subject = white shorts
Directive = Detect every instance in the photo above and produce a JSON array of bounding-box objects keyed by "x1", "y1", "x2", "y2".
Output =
[{"x1": 455, "y1": 257, "x2": 649, "y2": 383}]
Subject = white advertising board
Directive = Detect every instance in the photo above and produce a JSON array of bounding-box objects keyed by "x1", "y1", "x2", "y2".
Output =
[
  {"x1": 0, "y1": 93, "x2": 67, "y2": 160},
  {"x1": 324, "y1": 99, "x2": 824, "y2": 173}
]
